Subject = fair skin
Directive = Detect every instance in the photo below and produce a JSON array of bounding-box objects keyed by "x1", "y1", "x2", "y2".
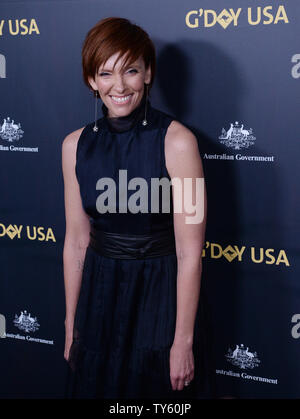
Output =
[
  {"x1": 62, "y1": 51, "x2": 207, "y2": 392},
  {"x1": 62, "y1": 125, "x2": 89, "y2": 361},
  {"x1": 88, "y1": 52, "x2": 151, "y2": 117}
]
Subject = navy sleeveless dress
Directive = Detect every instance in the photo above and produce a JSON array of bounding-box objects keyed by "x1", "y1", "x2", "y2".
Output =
[{"x1": 65, "y1": 94, "x2": 213, "y2": 399}]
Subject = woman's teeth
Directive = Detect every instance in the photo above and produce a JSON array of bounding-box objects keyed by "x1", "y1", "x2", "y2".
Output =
[{"x1": 111, "y1": 94, "x2": 132, "y2": 104}]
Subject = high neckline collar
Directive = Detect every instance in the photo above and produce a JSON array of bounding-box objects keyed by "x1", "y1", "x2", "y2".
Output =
[{"x1": 101, "y1": 91, "x2": 149, "y2": 133}]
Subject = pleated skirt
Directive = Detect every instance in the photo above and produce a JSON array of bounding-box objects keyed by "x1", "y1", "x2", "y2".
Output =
[{"x1": 65, "y1": 245, "x2": 213, "y2": 399}]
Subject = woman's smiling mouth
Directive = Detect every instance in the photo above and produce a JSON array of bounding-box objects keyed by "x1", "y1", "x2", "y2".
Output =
[{"x1": 110, "y1": 94, "x2": 133, "y2": 105}]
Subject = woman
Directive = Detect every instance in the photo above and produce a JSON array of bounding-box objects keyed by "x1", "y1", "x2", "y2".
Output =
[{"x1": 62, "y1": 16, "x2": 210, "y2": 399}]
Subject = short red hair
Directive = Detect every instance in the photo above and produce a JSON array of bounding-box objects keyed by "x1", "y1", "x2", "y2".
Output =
[{"x1": 82, "y1": 17, "x2": 156, "y2": 92}]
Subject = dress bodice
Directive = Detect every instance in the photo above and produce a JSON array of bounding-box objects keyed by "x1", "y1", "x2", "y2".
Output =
[{"x1": 75, "y1": 95, "x2": 175, "y2": 234}]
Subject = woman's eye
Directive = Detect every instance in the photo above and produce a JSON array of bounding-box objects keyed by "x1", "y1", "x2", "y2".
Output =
[{"x1": 98, "y1": 69, "x2": 137, "y2": 76}]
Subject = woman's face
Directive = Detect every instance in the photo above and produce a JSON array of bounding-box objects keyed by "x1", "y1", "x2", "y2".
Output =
[{"x1": 89, "y1": 52, "x2": 151, "y2": 118}]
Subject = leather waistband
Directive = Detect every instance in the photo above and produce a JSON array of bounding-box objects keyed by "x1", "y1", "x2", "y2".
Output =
[{"x1": 89, "y1": 225, "x2": 176, "y2": 259}]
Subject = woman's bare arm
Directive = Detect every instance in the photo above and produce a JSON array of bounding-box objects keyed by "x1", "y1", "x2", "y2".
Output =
[
  {"x1": 62, "y1": 127, "x2": 91, "y2": 333},
  {"x1": 165, "y1": 120, "x2": 207, "y2": 348}
]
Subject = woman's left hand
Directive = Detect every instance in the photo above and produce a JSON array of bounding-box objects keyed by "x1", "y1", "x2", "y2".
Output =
[{"x1": 169, "y1": 342, "x2": 195, "y2": 391}]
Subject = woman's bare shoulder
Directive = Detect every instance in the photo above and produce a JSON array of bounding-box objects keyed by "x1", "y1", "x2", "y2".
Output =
[
  {"x1": 164, "y1": 119, "x2": 203, "y2": 178},
  {"x1": 165, "y1": 119, "x2": 198, "y2": 153},
  {"x1": 62, "y1": 126, "x2": 86, "y2": 150}
]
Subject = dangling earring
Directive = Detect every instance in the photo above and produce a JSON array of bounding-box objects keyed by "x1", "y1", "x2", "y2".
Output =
[
  {"x1": 142, "y1": 84, "x2": 149, "y2": 126},
  {"x1": 93, "y1": 90, "x2": 99, "y2": 132}
]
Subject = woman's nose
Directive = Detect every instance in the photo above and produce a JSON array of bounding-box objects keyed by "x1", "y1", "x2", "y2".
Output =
[{"x1": 114, "y1": 75, "x2": 126, "y2": 92}]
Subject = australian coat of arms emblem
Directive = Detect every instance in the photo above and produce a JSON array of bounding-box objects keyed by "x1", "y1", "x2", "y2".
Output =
[
  {"x1": 0, "y1": 117, "x2": 24, "y2": 142},
  {"x1": 219, "y1": 121, "x2": 256, "y2": 150},
  {"x1": 226, "y1": 344, "x2": 260, "y2": 369},
  {"x1": 13, "y1": 310, "x2": 40, "y2": 333}
]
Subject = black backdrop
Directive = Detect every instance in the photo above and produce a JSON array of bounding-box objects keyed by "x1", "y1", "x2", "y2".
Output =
[{"x1": 0, "y1": 0, "x2": 299, "y2": 398}]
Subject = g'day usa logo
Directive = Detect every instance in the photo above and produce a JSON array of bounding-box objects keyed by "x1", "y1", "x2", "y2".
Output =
[{"x1": 185, "y1": 5, "x2": 289, "y2": 29}]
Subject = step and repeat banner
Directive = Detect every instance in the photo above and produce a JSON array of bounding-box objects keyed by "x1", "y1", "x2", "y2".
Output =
[{"x1": 0, "y1": 0, "x2": 299, "y2": 398}]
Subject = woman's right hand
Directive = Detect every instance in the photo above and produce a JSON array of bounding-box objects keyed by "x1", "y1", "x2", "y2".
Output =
[{"x1": 64, "y1": 320, "x2": 74, "y2": 361}]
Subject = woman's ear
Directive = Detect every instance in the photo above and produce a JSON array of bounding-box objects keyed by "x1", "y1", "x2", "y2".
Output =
[
  {"x1": 144, "y1": 66, "x2": 151, "y2": 85},
  {"x1": 88, "y1": 76, "x2": 98, "y2": 91}
]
